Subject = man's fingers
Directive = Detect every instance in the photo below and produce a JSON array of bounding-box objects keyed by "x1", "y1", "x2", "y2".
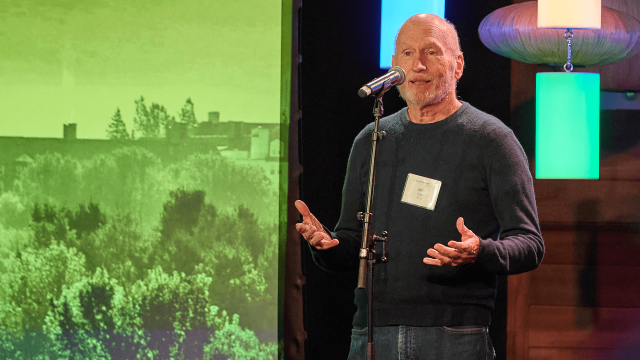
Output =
[
  {"x1": 295, "y1": 200, "x2": 323, "y2": 229},
  {"x1": 456, "y1": 217, "x2": 474, "y2": 237},
  {"x1": 320, "y1": 239, "x2": 340, "y2": 249},
  {"x1": 423, "y1": 257, "x2": 442, "y2": 266},
  {"x1": 425, "y1": 248, "x2": 453, "y2": 266},
  {"x1": 295, "y1": 223, "x2": 315, "y2": 238},
  {"x1": 309, "y1": 233, "x2": 339, "y2": 249},
  {"x1": 425, "y1": 219, "x2": 480, "y2": 267},
  {"x1": 447, "y1": 240, "x2": 467, "y2": 251},
  {"x1": 308, "y1": 232, "x2": 326, "y2": 246},
  {"x1": 295, "y1": 199, "x2": 338, "y2": 250},
  {"x1": 296, "y1": 222, "x2": 339, "y2": 249},
  {"x1": 296, "y1": 223, "x2": 324, "y2": 241},
  {"x1": 433, "y1": 243, "x2": 460, "y2": 259},
  {"x1": 295, "y1": 200, "x2": 311, "y2": 218}
]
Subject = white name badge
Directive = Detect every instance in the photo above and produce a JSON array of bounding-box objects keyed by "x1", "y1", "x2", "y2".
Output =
[{"x1": 401, "y1": 173, "x2": 442, "y2": 211}]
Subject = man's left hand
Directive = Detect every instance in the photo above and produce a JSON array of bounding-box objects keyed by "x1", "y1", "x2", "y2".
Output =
[{"x1": 424, "y1": 217, "x2": 480, "y2": 266}]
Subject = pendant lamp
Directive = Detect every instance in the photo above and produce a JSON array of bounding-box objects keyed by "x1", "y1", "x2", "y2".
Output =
[
  {"x1": 479, "y1": 1, "x2": 640, "y2": 179},
  {"x1": 535, "y1": 0, "x2": 601, "y2": 179},
  {"x1": 478, "y1": 3, "x2": 640, "y2": 67}
]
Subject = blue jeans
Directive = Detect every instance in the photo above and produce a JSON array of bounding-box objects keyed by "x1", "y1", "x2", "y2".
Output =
[{"x1": 347, "y1": 325, "x2": 495, "y2": 360}]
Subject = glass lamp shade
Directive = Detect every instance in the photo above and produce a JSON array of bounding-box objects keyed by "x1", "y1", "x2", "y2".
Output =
[
  {"x1": 380, "y1": 0, "x2": 445, "y2": 68},
  {"x1": 536, "y1": 73, "x2": 600, "y2": 179},
  {"x1": 538, "y1": 0, "x2": 602, "y2": 29}
]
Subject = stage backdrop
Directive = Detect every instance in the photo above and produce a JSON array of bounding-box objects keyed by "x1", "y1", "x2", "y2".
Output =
[{"x1": 0, "y1": 0, "x2": 288, "y2": 359}]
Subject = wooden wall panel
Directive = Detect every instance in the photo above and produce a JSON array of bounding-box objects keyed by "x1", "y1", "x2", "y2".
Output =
[
  {"x1": 506, "y1": 3, "x2": 640, "y2": 359},
  {"x1": 529, "y1": 348, "x2": 628, "y2": 360},
  {"x1": 529, "y1": 264, "x2": 640, "y2": 308},
  {"x1": 528, "y1": 306, "x2": 640, "y2": 349},
  {"x1": 509, "y1": 87, "x2": 640, "y2": 360},
  {"x1": 507, "y1": 272, "x2": 531, "y2": 360},
  {"x1": 534, "y1": 180, "x2": 640, "y2": 223},
  {"x1": 541, "y1": 229, "x2": 640, "y2": 266}
]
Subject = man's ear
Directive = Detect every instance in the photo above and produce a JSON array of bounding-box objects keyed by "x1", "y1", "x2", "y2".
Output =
[
  {"x1": 455, "y1": 54, "x2": 464, "y2": 80},
  {"x1": 392, "y1": 54, "x2": 396, "y2": 67}
]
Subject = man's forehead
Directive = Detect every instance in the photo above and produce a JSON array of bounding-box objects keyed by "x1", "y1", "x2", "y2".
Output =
[
  {"x1": 397, "y1": 21, "x2": 449, "y2": 43},
  {"x1": 397, "y1": 36, "x2": 443, "y2": 47},
  {"x1": 396, "y1": 32, "x2": 447, "y2": 50},
  {"x1": 395, "y1": 16, "x2": 458, "y2": 54}
]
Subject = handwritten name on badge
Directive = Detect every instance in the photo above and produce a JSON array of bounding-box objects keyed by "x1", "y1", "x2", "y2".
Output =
[{"x1": 401, "y1": 173, "x2": 442, "y2": 211}]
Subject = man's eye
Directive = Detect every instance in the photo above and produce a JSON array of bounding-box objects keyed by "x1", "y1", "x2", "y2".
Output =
[
  {"x1": 404, "y1": 51, "x2": 411, "y2": 56},
  {"x1": 428, "y1": 51, "x2": 435, "y2": 55}
]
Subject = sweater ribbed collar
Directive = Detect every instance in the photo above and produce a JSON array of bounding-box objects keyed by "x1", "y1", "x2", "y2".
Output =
[{"x1": 400, "y1": 101, "x2": 470, "y2": 131}]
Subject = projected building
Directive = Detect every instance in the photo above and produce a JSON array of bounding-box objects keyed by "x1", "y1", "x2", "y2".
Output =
[{"x1": 0, "y1": 113, "x2": 281, "y2": 194}]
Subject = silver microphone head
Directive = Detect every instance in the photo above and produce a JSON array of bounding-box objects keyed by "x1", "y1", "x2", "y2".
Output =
[
  {"x1": 389, "y1": 66, "x2": 406, "y2": 85},
  {"x1": 358, "y1": 66, "x2": 407, "y2": 98},
  {"x1": 358, "y1": 86, "x2": 372, "y2": 98}
]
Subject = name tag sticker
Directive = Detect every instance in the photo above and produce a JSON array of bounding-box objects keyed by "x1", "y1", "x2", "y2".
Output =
[{"x1": 401, "y1": 173, "x2": 442, "y2": 211}]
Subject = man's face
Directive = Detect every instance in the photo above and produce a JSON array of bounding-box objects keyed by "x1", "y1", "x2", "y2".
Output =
[{"x1": 392, "y1": 19, "x2": 462, "y2": 107}]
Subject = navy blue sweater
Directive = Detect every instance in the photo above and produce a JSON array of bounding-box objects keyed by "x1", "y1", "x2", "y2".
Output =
[{"x1": 311, "y1": 102, "x2": 544, "y2": 327}]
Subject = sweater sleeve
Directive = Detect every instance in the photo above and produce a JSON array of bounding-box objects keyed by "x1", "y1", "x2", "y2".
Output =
[
  {"x1": 308, "y1": 128, "x2": 370, "y2": 273},
  {"x1": 475, "y1": 127, "x2": 545, "y2": 275}
]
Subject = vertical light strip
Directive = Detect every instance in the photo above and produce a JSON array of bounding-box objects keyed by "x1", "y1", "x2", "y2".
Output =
[
  {"x1": 380, "y1": 0, "x2": 445, "y2": 69},
  {"x1": 536, "y1": 72, "x2": 600, "y2": 179}
]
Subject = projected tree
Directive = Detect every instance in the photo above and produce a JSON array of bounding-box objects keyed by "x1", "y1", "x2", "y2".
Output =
[
  {"x1": 178, "y1": 98, "x2": 198, "y2": 129},
  {"x1": 106, "y1": 108, "x2": 130, "y2": 140},
  {"x1": 1, "y1": 148, "x2": 278, "y2": 359}
]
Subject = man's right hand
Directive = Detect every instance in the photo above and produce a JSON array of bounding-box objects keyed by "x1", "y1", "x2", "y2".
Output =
[{"x1": 295, "y1": 200, "x2": 340, "y2": 250}]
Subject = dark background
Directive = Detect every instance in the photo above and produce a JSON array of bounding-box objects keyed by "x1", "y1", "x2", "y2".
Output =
[{"x1": 298, "y1": 0, "x2": 513, "y2": 358}]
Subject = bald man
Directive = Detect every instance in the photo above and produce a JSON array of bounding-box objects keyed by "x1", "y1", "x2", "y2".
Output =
[{"x1": 296, "y1": 14, "x2": 544, "y2": 359}]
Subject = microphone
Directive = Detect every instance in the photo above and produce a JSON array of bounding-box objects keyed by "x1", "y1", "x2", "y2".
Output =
[{"x1": 358, "y1": 66, "x2": 406, "y2": 98}]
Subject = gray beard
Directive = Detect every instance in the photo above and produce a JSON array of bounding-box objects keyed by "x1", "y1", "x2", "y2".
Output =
[
  {"x1": 397, "y1": 62, "x2": 458, "y2": 107},
  {"x1": 398, "y1": 75, "x2": 456, "y2": 107}
]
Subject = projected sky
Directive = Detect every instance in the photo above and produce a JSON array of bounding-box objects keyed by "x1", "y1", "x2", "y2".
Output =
[
  {"x1": 0, "y1": 0, "x2": 282, "y2": 139},
  {"x1": 380, "y1": 0, "x2": 445, "y2": 68}
]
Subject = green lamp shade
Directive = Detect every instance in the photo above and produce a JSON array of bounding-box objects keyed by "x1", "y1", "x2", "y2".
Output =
[{"x1": 536, "y1": 72, "x2": 600, "y2": 179}]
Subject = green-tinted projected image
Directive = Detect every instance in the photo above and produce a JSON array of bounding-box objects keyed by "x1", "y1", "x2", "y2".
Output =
[{"x1": 0, "y1": 0, "x2": 283, "y2": 359}]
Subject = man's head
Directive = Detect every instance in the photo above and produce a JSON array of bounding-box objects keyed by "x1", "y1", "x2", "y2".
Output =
[{"x1": 392, "y1": 14, "x2": 464, "y2": 107}]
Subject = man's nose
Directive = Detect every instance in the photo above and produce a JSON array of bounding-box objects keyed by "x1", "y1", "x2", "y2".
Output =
[{"x1": 412, "y1": 57, "x2": 427, "y2": 72}]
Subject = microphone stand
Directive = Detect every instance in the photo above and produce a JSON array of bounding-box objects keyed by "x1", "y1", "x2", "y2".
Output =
[{"x1": 356, "y1": 95, "x2": 389, "y2": 360}]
